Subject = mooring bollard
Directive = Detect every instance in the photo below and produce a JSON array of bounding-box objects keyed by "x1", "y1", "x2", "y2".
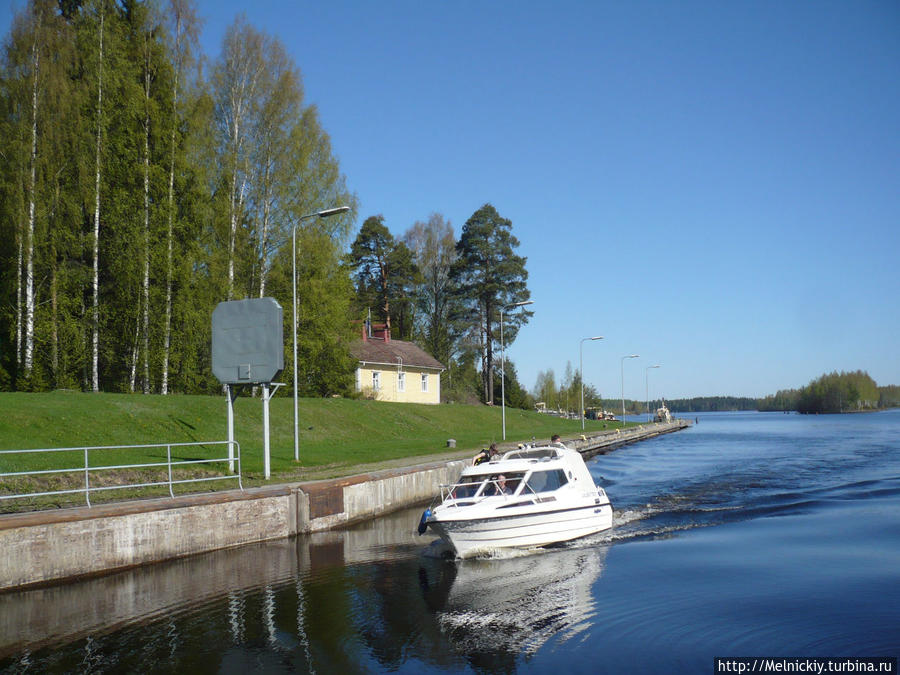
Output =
[{"x1": 447, "y1": 439, "x2": 456, "y2": 448}]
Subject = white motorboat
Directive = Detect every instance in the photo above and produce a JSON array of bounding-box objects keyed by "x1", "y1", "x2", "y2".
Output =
[{"x1": 418, "y1": 442, "x2": 613, "y2": 558}]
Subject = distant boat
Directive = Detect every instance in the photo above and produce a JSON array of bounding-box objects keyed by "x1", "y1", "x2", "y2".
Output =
[{"x1": 655, "y1": 400, "x2": 673, "y2": 423}]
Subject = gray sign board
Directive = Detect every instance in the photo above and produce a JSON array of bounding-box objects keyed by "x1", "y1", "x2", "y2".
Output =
[{"x1": 212, "y1": 298, "x2": 284, "y2": 385}]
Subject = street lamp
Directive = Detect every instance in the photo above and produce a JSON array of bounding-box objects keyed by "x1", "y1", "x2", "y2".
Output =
[
  {"x1": 646, "y1": 364, "x2": 660, "y2": 422},
  {"x1": 501, "y1": 300, "x2": 533, "y2": 440},
  {"x1": 293, "y1": 206, "x2": 350, "y2": 462},
  {"x1": 621, "y1": 354, "x2": 639, "y2": 428},
  {"x1": 580, "y1": 336, "x2": 603, "y2": 430}
]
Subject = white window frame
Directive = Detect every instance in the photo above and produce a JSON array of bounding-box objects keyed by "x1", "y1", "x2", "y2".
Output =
[
  {"x1": 421, "y1": 373, "x2": 429, "y2": 392},
  {"x1": 372, "y1": 371, "x2": 381, "y2": 391},
  {"x1": 398, "y1": 370, "x2": 405, "y2": 392}
]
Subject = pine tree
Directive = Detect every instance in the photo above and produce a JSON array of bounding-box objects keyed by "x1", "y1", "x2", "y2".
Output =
[
  {"x1": 451, "y1": 203, "x2": 531, "y2": 404},
  {"x1": 348, "y1": 215, "x2": 418, "y2": 336}
]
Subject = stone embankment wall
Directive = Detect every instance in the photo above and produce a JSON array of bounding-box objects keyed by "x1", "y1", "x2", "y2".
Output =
[
  {"x1": 568, "y1": 419, "x2": 690, "y2": 458},
  {"x1": 0, "y1": 420, "x2": 687, "y2": 591}
]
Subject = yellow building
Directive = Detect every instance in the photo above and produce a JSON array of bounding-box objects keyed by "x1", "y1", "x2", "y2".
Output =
[{"x1": 350, "y1": 325, "x2": 445, "y2": 404}]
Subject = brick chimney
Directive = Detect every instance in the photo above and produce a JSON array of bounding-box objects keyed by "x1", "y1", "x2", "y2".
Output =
[{"x1": 372, "y1": 323, "x2": 391, "y2": 342}]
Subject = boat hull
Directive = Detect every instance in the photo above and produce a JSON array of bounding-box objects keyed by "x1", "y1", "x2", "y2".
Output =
[{"x1": 428, "y1": 502, "x2": 613, "y2": 558}]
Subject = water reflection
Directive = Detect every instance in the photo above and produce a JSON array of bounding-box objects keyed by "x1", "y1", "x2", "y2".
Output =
[
  {"x1": 0, "y1": 504, "x2": 609, "y2": 673},
  {"x1": 0, "y1": 537, "x2": 298, "y2": 661},
  {"x1": 419, "y1": 546, "x2": 607, "y2": 659}
]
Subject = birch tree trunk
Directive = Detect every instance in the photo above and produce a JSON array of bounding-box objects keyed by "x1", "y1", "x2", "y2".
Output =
[
  {"x1": 161, "y1": 4, "x2": 184, "y2": 396},
  {"x1": 91, "y1": 8, "x2": 105, "y2": 392},
  {"x1": 24, "y1": 15, "x2": 40, "y2": 377},
  {"x1": 142, "y1": 40, "x2": 151, "y2": 394},
  {"x1": 230, "y1": 175, "x2": 247, "y2": 298},
  {"x1": 480, "y1": 302, "x2": 489, "y2": 403},
  {"x1": 16, "y1": 236, "x2": 23, "y2": 372},
  {"x1": 142, "y1": 113, "x2": 150, "y2": 393},
  {"x1": 51, "y1": 258, "x2": 58, "y2": 380},
  {"x1": 50, "y1": 180, "x2": 60, "y2": 383},
  {"x1": 258, "y1": 163, "x2": 271, "y2": 297},
  {"x1": 129, "y1": 310, "x2": 139, "y2": 393},
  {"x1": 227, "y1": 152, "x2": 237, "y2": 299}
]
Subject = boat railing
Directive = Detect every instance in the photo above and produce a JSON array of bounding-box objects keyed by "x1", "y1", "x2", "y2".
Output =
[
  {"x1": 438, "y1": 477, "x2": 517, "y2": 506},
  {"x1": 0, "y1": 440, "x2": 242, "y2": 509}
]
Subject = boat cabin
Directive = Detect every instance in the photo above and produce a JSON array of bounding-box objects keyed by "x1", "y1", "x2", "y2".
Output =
[{"x1": 442, "y1": 447, "x2": 579, "y2": 503}]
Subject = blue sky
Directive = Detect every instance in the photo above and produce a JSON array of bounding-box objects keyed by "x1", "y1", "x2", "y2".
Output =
[{"x1": 3, "y1": 1, "x2": 898, "y2": 399}]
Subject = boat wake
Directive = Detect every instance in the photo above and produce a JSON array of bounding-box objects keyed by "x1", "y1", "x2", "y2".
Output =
[{"x1": 573, "y1": 474, "x2": 900, "y2": 548}]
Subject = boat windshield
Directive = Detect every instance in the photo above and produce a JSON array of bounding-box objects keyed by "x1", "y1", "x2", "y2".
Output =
[
  {"x1": 445, "y1": 471, "x2": 527, "y2": 500},
  {"x1": 521, "y1": 468, "x2": 569, "y2": 494},
  {"x1": 501, "y1": 447, "x2": 562, "y2": 461}
]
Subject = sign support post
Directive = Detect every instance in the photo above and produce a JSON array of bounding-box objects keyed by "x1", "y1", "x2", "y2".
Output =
[
  {"x1": 261, "y1": 383, "x2": 284, "y2": 479},
  {"x1": 226, "y1": 384, "x2": 238, "y2": 473}
]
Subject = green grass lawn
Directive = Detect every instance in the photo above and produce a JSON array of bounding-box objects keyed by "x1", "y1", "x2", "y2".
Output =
[{"x1": 0, "y1": 391, "x2": 634, "y2": 510}]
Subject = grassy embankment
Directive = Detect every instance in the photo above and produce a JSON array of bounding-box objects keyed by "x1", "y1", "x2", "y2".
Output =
[{"x1": 0, "y1": 391, "x2": 633, "y2": 509}]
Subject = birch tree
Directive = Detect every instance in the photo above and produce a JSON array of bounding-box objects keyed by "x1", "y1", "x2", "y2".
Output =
[
  {"x1": 22, "y1": 4, "x2": 40, "y2": 378},
  {"x1": 250, "y1": 38, "x2": 300, "y2": 298},
  {"x1": 160, "y1": 0, "x2": 199, "y2": 394},
  {"x1": 2, "y1": 0, "x2": 73, "y2": 388},
  {"x1": 0, "y1": 11, "x2": 31, "y2": 383},
  {"x1": 403, "y1": 213, "x2": 459, "y2": 364},
  {"x1": 2, "y1": 1, "x2": 46, "y2": 381},
  {"x1": 39, "y1": 5, "x2": 77, "y2": 390},
  {"x1": 212, "y1": 16, "x2": 264, "y2": 301},
  {"x1": 89, "y1": 1, "x2": 105, "y2": 392},
  {"x1": 139, "y1": 2, "x2": 156, "y2": 393}
]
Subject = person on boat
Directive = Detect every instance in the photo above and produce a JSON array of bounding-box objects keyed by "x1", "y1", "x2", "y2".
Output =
[
  {"x1": 551, "y1": 434, "x2": 564, "y2": 446},
  {"x1": 495, "y1": 474, "x2": 512, "y2": 495},
  {"x1": 473, "y1": 443, "x2": 499, "y2": 465}
]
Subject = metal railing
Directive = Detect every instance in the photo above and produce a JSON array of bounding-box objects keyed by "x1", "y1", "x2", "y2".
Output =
[
  {"x1": 0, "y1": 441, "x2": 242, "y2": 508},
  {"x1": 439, "y1": 477, "x2": 525, "y2": 505}
]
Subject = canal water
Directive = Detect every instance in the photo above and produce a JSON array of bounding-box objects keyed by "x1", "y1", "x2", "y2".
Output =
[{"x1": 2, "y1": 411, "x2": 898, "y2": 673}]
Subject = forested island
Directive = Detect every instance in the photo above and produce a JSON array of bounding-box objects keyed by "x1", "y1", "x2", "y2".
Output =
[{"x1": 757, "y1": 371, "x2": 897, "y2": 414}]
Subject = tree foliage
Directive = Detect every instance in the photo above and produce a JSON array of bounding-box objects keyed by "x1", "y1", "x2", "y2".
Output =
[
  {"x1": 348, "y1": 214, "x2": 418, "y2": 340},
  {"x1": 756, "y1": 371, "x2": 881, "y2": 414},
  {"x1": 0, "y1": 3, "x2": 354, "y2": 396},
  {"x1": 403, "y1": 213, "x2": 460, "y2": 366},
  {"x1": 450, "y1": 203, "x2": 531, "y2": 404},
  {"x1": 491, "y1": 359, "x2": 531, "y2": 410},
  {"x1": 1, "y1": 4, "x2": 544, "y2": 405}
]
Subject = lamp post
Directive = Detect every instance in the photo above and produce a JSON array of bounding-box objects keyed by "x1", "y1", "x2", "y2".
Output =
[
  {"x1": 621, "y1": 354, "x2": 639, "y2": 428},
  {"x1": 501, "y1": 300, "x2": 533, "y2": 440},
  {"x1": 646, "y1": 364, "x2": 660, "y2": 422},
  {"x1": 293, "y1": 206, "x2": 350, "y2": 462},
  {"x1": 580, "y1": 336, "x2": 603, "y2": 430}
]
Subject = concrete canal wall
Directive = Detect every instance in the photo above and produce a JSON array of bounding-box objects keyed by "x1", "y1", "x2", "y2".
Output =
[
  {"x1": 0, "y1": 420, "x2": 688, "y2": 591},
  {"x1": 569, "y1": 419, "x2": 690, "y2": 458}
]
